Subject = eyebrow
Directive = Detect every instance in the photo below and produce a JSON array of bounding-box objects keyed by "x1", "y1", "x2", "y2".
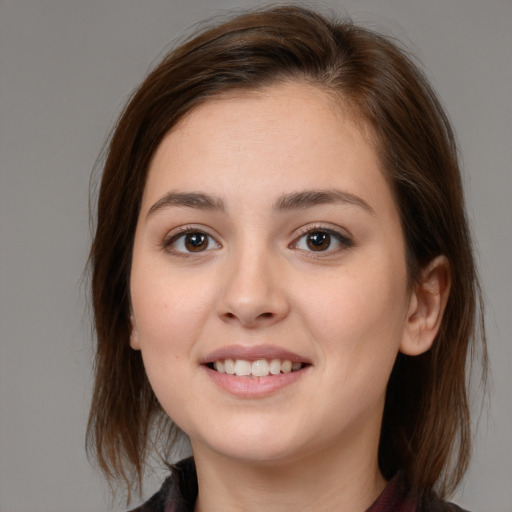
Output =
[
  {"x1": 274, "y1": 189, "x2": 375, "y2": 214},
  {"x1": 146, "y1": 188, "x2": 374, "y2": 218},
  {"x1": 147, "y1": 191, "x2": 226, "y2": 217}
]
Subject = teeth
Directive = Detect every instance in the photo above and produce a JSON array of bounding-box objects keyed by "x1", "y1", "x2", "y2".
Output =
[
  {"x1": 214, "y1": 361, "x2": 225, "y2": 374},
  {"x1": 234, "y1": 359, "x2": 252, "y2": 376},
  {"x1": 211, "y1": 358, "x2": 304, "y2": 377},
  {"x1": 251, "y1": 359, "x2": 269, "y2": 377},
  {"x1": 281, "y1": 360, "x2": 292, "y2": 373},
  {"x1": 269, "y1": 359, "x2": 281, "y2": 375},
  {"x1": 224, "y1": 358, "x2": 235, "y2": 375}
]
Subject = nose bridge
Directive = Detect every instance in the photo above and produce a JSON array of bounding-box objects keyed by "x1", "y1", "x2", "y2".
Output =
[{"x1": 218, "y1": 235, "x2": 289, "y2": 327}]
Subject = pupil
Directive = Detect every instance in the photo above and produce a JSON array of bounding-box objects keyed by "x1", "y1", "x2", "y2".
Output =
[
  {"x1": 307, "y1": 232, "x2": 330, "y2": 251},
  {"x1": 185, "y1": 233, "x2": 207, "y2": 252}
]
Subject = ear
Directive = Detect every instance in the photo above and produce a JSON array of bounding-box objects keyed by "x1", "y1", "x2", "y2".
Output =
[
  {"x1": 400, "y1": 255, "x2": 451, "y2": 356},
  {"x1": 129, "y1": 313, "x2": 141, "y2": 350}
]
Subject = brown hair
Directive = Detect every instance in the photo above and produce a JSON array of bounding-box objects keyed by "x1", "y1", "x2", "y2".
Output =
[{"x1": 87, "y1": 5, "x2": 487, "y2": 501}]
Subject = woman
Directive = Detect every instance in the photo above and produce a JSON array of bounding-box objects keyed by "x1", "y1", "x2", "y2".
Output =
[{"x1": 87, "y1": 6, "x2": 487, "y2": 511}]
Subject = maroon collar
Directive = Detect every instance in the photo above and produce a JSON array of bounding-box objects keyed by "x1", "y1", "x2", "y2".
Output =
[
  {"x1": 163, "y1": 459, "x2": 416, "y2": 512},
  {"x1": 130, "y1": 458, "x2": 465, "y2": 512},
  {"x1": 366, "y1": 474, "x2": 416, "y2": 512}
]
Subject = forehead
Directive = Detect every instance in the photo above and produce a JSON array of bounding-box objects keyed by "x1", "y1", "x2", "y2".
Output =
[
  {"x1": 171, "y1": 82, "x2": 373, "y2": 151},
  {"x1": 142, "y1": 82, "x2": 389, "y2": 215}
]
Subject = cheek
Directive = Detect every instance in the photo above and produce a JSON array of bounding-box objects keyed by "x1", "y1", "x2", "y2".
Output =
[
  {"x1": 129, "y1": 268, "x2": 213, "y2": 422},
  {"x1": 130, "y1": 263, "x2": 216, "y2": 359},
  {"x1": 299, "y1": 258, "x2": 408, "y2": 370},
  {"x1": 295, "y1": 266, "x2": 407, "y2": 433}
]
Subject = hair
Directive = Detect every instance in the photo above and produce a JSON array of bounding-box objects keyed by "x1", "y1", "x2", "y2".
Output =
[{"x1": 87, "y1": 4, "x2": 487, "y2": 503}]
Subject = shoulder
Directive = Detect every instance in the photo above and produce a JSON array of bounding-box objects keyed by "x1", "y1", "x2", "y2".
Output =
[
  {"x1": 419, "y1": 494, "x2": 470, "y2": 512},
  {"x1": 128, "y1": 458, "x2": 198, "y2": 512},
  {"x1": 367, "y1": 472, "x2": 471, "y2": 512},
  {"x1": 128, "y1": 477, "x2": 173, "y2": 512}
]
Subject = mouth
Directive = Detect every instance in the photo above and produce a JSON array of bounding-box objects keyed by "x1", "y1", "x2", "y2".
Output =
[
  {"x1": 205, "y1": 358, "x2": 309, "y2": 377},
  {"x1": 201, "y1": 346, "x2": 311, "y2": 397}
]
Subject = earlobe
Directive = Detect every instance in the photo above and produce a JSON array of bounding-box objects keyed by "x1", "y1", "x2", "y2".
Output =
[
  {"x1": 400, "y1": 255, "x2": 451, "y2": 356},
  {"x1": 130, "y1": 314, "x2": 141, "y2": 350}
]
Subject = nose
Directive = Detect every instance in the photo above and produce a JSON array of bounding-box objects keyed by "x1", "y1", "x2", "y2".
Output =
[{"x1": 217, "y1": 248, "x2": 290, "y2": 329}]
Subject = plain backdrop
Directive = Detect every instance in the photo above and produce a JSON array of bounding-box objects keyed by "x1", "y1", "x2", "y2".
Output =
[{"x1": 1, "y1": 1, "x2": 511, "y2": 511}]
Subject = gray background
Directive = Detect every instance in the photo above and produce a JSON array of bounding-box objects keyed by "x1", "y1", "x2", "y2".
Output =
[{"x1": 1, "y1": 0, "x2": 510, "y2": 510}]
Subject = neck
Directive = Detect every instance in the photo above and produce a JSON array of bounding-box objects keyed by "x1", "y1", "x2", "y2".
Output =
[{"x1": 192, "y1": 432, "x2": 386, "y2": 512}]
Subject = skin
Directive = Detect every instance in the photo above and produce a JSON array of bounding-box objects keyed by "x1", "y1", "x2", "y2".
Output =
[{"x1": 129, "y1": 82, "x2": 450, "y2": 511}]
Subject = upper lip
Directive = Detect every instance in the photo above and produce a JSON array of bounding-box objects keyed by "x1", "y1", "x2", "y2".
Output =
[{"x1": 201, "y1": 344, "x2": 311, "y2": 365}]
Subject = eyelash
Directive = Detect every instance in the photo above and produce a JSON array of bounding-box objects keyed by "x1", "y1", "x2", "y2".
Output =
[
  {"x1": 162, "y1": 226, "x2": 220, "y2": 256},
  {"x1": 290, "y1": 225, "x2": 353, "y2": 256},
  {"x1": 162, "y1": 225, "x2": 353, "y2": 256}
]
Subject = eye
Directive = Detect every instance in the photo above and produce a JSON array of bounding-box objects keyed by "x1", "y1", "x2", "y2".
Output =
[
  {"x1": 165, "y1": 229, "x2": 220, "y2": 254},
  {"x1": 293, "y1": 228, "x2": 352, "y2": 253}
]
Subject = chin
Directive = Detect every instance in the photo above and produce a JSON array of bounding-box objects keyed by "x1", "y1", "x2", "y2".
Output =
[{"x1": 189, "y1": 419, "x2": 323, "y2": 468}]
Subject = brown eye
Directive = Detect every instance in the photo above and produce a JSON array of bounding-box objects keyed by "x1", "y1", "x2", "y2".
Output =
[
  {"x1": 306, "y1": 231, "x2": 331, "y2": 251},
  {"x1": 184, "y1": 233, "x2": 208, "y2": 252},
  {"x1": 166, "y1": 230, "x2": 219, "y2": 254},
  {"x1": 293, "y1": 228, "x2": 352, "y2": 254}
]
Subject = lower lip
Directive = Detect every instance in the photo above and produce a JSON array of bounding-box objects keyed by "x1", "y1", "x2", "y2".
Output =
[{"x1": 203, "y1": 366, "x2": 309, "y2": 398}]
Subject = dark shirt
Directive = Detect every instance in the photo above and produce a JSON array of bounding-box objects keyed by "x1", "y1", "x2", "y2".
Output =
[{"x1": 130, "y1": 458, "x2": 468, "y2": 512}]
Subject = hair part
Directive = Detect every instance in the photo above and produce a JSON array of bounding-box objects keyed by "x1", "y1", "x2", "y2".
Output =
[{"x1": 87, "y1": 4, "x2": 487, "y2": 502}]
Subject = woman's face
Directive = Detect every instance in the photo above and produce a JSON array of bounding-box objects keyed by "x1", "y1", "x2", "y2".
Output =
[{"x1": 130, "y1": 83, "x2": 414, "y2": 466}]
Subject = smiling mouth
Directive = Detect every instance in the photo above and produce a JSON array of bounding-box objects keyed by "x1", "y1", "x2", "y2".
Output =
[{"x1": 206, "y1": 358, "x2": 308, "y2": 377}]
